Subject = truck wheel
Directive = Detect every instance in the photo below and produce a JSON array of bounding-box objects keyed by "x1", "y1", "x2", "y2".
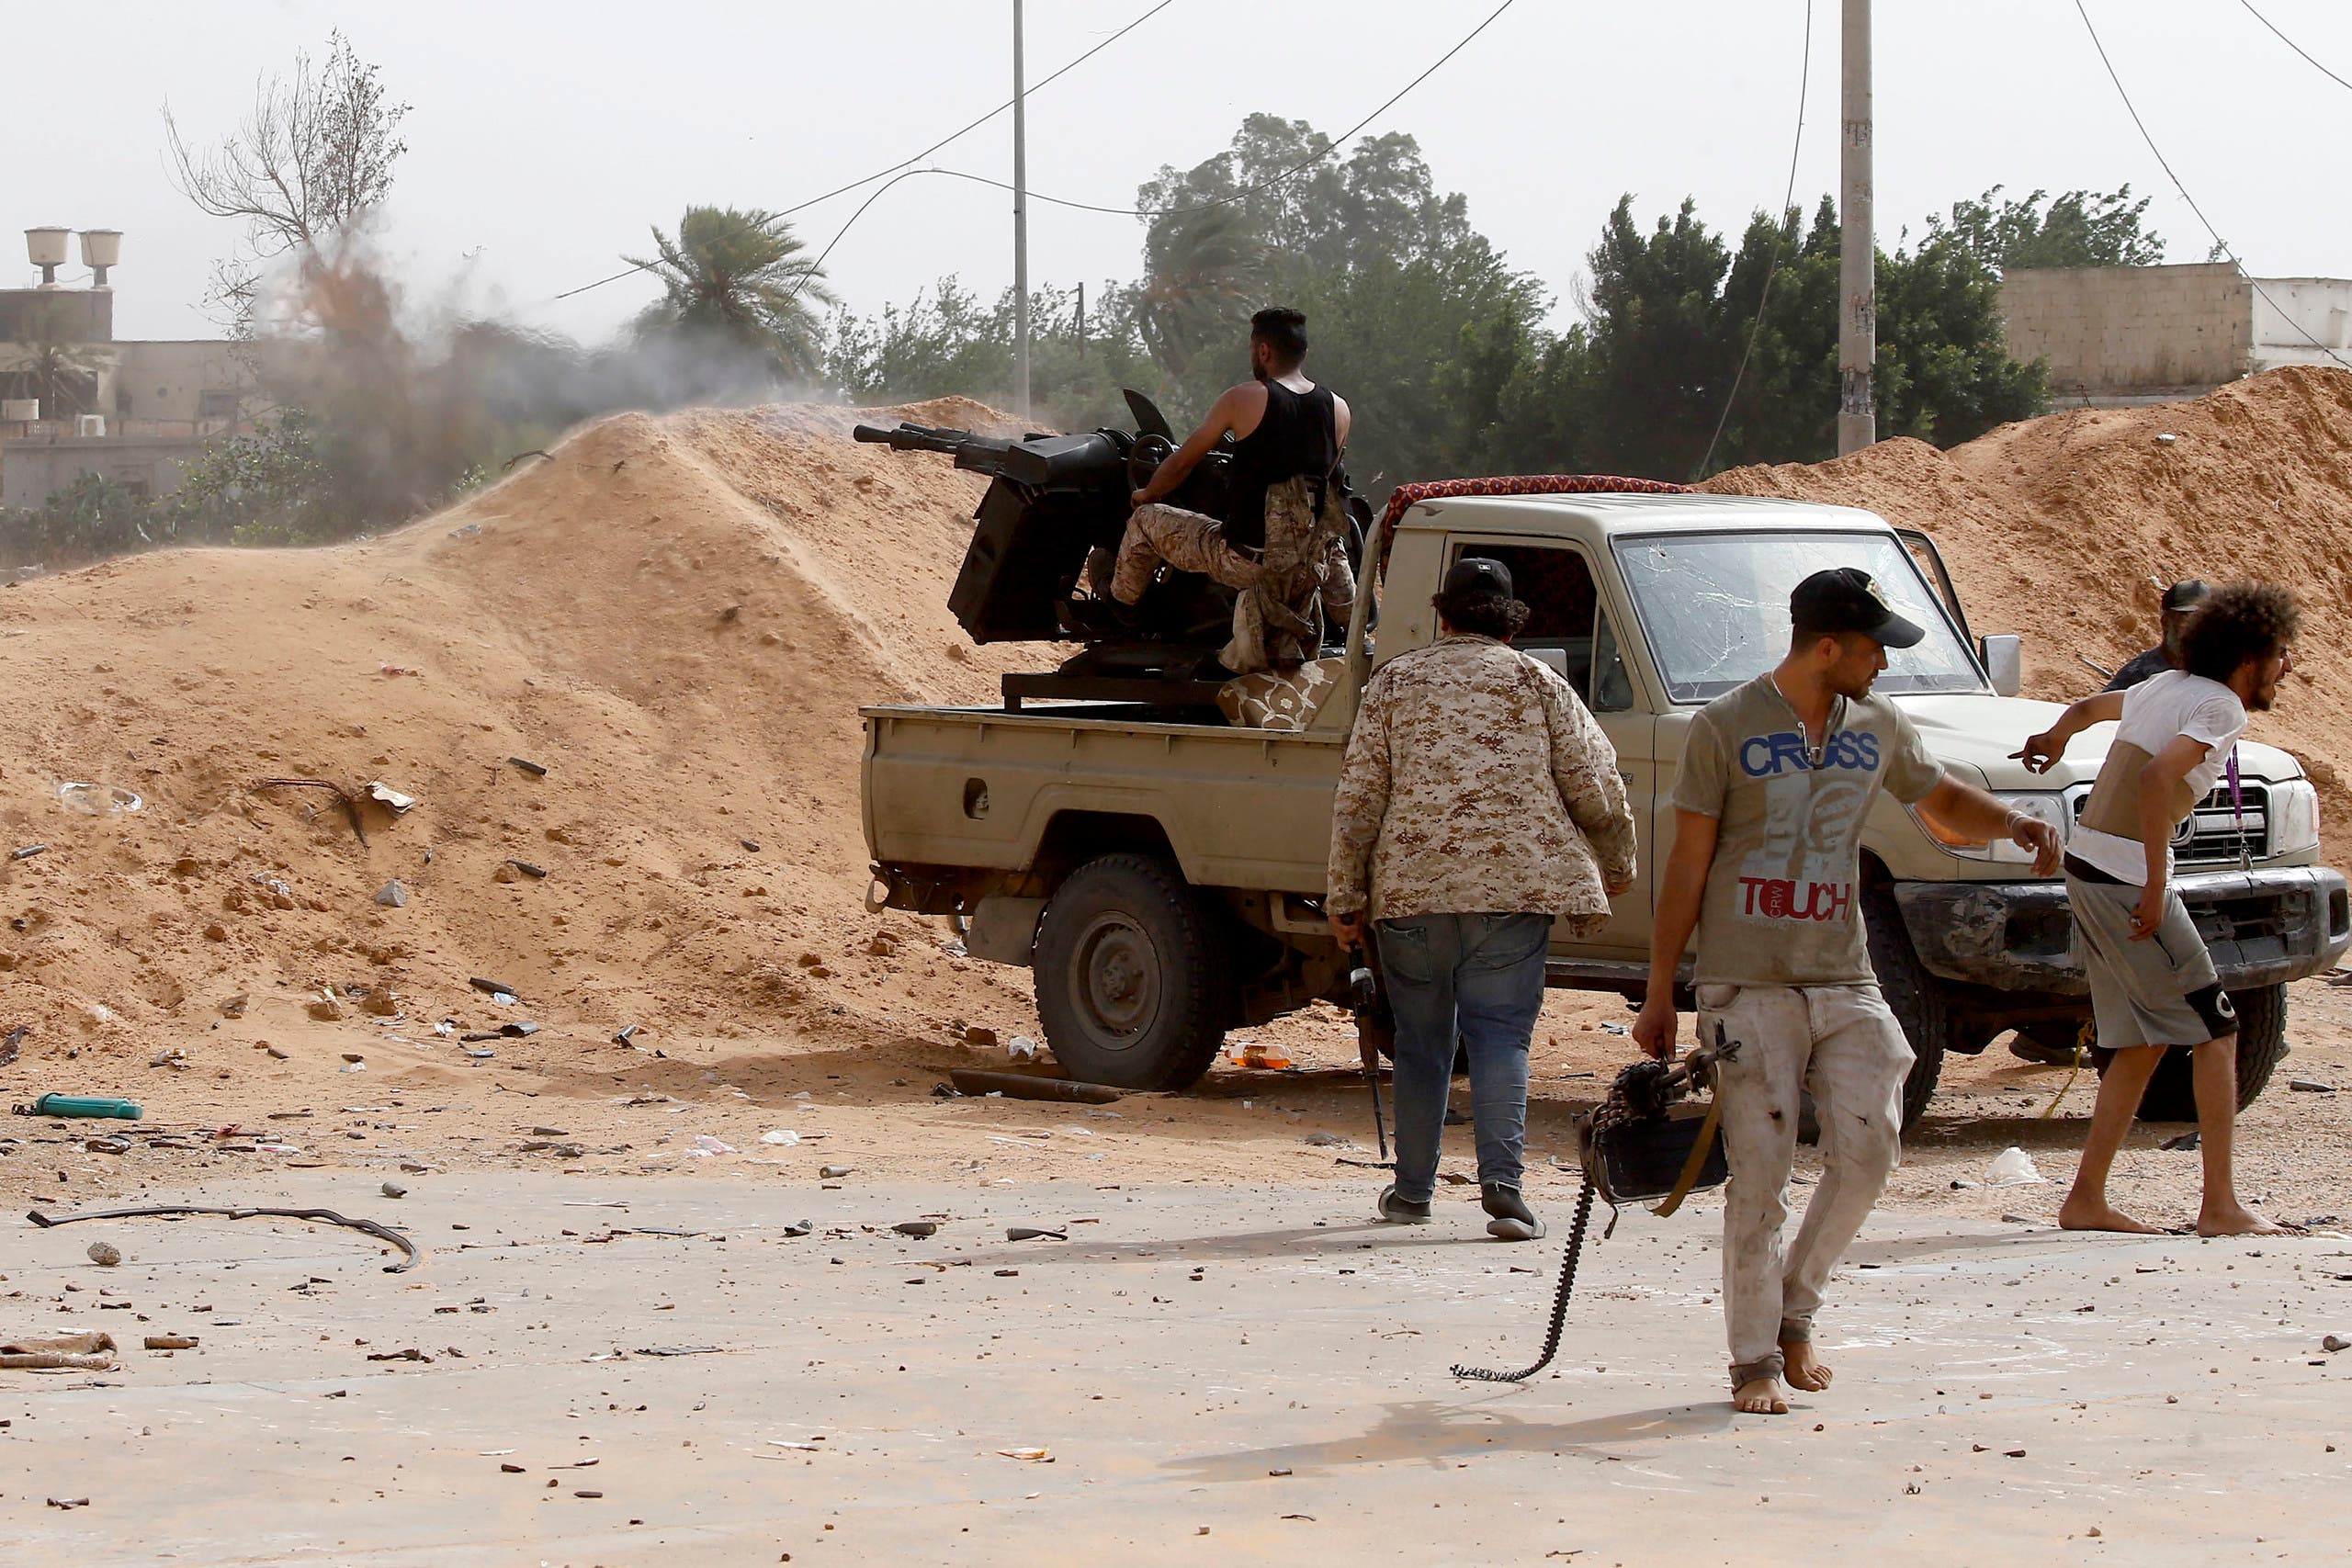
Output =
[
  {"x1": 1034, "y1": 853, "x2": 1230, "y2": 1090},
  {"x1": 1864, "y1": 885, "x2": 1948, "y2": 1130},
  {"x1": 2118, "y1": 983, "x2": 2290, "y2": 1121}
]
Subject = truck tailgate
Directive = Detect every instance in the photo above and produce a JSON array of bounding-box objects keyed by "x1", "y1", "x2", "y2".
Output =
[{"x1": 863, "y1": 705, "x2": 1347, "y2": 894}]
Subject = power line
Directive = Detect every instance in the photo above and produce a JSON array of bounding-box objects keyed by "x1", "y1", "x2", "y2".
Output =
[
  {"x1": 765, "y1": 0, "x2": 1519, "y2": 318},
  {"x1": 2235, "y1": 0, "x2": 2352, "y2": 94},
  {"x1": 2073, "y1": 0, "x2": 2351, "y2": 371},
  {"x1": 547, "y1": 0, "x2": 1177, "y2": 306},
  {"x1": 1698, "y1": 0, "x2": 1815, "y2": 479}
]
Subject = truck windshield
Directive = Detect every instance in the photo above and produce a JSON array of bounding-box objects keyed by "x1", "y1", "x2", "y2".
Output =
[{"x1": 1614, "y1": 530, "x2": 1984, "y2": 702}]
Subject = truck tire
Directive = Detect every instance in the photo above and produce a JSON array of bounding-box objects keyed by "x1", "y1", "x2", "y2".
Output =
[
  {"x1": 1034, "y1": 853, "x2": 1230, "y2": 1090},
  {"x1": 1864, "y1": 885, "x2": 1948, "y2": 1130},
  {"x1": 2116, "y1": 983, "x2": 2290, "y2": 1122}
]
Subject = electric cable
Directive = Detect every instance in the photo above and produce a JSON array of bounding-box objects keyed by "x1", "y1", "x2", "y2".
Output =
[
  {"x1": 2235, "y1": 0, "x2": 2352, "y2": 95},
  {"x1": 562, "y1": 0, "x2": 1519, "y2": 320},
  {"x1": 763, "y1": 0, "x2": 1519, "y2": 318},
  {"x1": 2075, "y1": 0, "x2": 2351, "y2": 370},
  {"x1": 547, "y1": 0, "x2": 1177, "y2": 305},
  {"x1": 1696, "y1": 0, "x2": 1815, "y2": 479}
]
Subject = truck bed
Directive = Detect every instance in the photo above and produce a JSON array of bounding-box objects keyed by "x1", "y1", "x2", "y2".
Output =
[{"x1": 863, "y1": 703, "x2": 1344, "y2": 897}]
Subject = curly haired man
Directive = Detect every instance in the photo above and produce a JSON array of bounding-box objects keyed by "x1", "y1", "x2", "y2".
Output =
[{"x1": 2018, "y1": 581, "x2": 2301, "y2": 1236}]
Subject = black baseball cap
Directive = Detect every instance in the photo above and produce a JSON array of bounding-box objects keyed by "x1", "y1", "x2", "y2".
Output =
[
  {"x1": 2162, "y1": 578, "x2": 2210, "y2": 614},
  {"x1": 1790, "y1": 567, "x2": 1926, "y2": 649},
  {"x1": 1442, "y1": 557, "x2": 1514, "y2": 600}
]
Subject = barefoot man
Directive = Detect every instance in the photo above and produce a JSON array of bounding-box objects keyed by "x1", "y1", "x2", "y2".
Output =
[
  {"x1": 2017, "y1": 581, "x2": 2300, "y2": 1237},
  {"x1": 1634, "y1": 569, "x2": 2061, "y2": 1416}
]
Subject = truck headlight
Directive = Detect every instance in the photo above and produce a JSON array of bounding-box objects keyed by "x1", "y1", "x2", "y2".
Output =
[
  {"x1": 1916, "y1": 791, "x2": 2069, "y2": 865},
  {"x1": 2269, "y1": 777, "x2": 2321, "y2": 856}
]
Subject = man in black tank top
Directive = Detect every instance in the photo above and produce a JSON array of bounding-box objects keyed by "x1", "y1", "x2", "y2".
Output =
[{"x1": 1077, "y1": 307, "x2": 1357, "y2": 671}]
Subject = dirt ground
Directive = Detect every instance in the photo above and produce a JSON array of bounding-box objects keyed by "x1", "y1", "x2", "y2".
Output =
[{"x1": 6, "y1": 970, "x2": 2346, "y2": 1234}]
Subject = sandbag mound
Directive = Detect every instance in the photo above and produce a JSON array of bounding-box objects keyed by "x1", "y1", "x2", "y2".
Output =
[
  {"x1": 0, "y1": 399, "x2": 1042, "y2": 1064},
  {"x1": 1704, "y1": 366, "x2": 2352, "y2": 808}
]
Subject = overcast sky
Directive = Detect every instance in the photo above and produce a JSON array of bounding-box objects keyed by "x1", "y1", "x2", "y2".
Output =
[{"x1": 16, "y1": 0, "x2": 2352, "y2": 345}]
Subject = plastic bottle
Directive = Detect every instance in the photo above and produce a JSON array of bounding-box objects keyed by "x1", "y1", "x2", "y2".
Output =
[{"x1": 23, "y1": 1095, "x2": 142, "y2": 1120}]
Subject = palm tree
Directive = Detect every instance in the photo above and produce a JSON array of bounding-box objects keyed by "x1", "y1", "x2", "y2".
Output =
[
  {"x1": 628, "y1": 207, "x2": 836, "y2": 383},
  {"x1": 1135, "y1": 206, "x2": 1269, "y2": 383},
  {"x1": 6, "y1": 299, "x2": 107, "y2": 420}
]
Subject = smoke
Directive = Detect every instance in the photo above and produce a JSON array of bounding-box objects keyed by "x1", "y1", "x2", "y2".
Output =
[{"x1": 238, "y1": 231, "x2": 837, "y2": 537}]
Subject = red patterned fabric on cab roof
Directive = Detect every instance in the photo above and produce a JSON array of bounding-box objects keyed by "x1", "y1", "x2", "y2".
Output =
[{"x1": 1374, "y1": 473, "x2": 1691, "y2": 536}]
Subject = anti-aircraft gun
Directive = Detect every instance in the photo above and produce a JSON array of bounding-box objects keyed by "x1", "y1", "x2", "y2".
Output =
[{"x1": 854, "y1": 390, "x2": 1364, "y2": 712}]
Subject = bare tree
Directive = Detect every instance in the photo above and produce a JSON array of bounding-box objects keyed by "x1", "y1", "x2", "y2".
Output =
[{"x1": 164, "y1": 32, "x2": 410, "y2": 333}]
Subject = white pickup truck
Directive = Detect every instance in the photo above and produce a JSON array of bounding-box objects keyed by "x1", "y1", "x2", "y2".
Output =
[{"x1": 865, "y1": 485, "x2": 2348, "y2": 1123}]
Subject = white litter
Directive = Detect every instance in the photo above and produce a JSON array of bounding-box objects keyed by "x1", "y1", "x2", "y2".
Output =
[
  {"x1": 760, "y1": 1129, "x2": 800, "y2": 1146},
  {"x1": 1985, "y1": 1146, "x2": 2047, "y2": 1187}
]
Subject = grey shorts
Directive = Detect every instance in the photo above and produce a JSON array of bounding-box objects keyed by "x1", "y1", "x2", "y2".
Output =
[{"x1": 2066, "y1": 860, "x2": 2237, "y2": 1049}]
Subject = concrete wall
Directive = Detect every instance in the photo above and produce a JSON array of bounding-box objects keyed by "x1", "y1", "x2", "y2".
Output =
[
  {"x1": 2249, "y1": 276, "x2": 2352, "y2": 372},
  {"x1": 0, "y1": 288, "x2": 110, "y2": 343},
  {"x1": 2000, "y1": 263, "x2": 2252, "y2": 400},
  {"x1": 0, "y1": 433, "x2": 204, "y2": 511}
]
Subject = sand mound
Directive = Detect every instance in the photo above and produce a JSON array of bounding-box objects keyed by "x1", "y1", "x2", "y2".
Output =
[
  {"x1": 1704, "y1": 366, "x2": 2352, "y2": 809},
  {"x1": 0, "y1": 398, "x2": 1045, "y2": 1070}
]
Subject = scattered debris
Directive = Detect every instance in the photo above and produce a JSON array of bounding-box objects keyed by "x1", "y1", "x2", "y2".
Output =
[
  {"x1": 781, "y1": 1221, "x2": 814, "y2": 1237},
  {"x1": 0, "y1": 1331, "x2": 116, "y2": 1371},
  {"x1": 0, "y1": 1024, "x2": 22, "y2": 1066},
  {"x1": 689, "y1": 1134, "x2": 735, "y2": 1156},
  {"x1": 366, "y1": 1348, "x2": 432, "y2": 1362},
  {"x1": 1006, "y1": 1035, "x2": 1047, "y2": 1063},
  {"x1": 997, "y1": 1448, "x2": 1053, "y2": 1462},
  {"x1": 45, "y1": 1497, "x2": 92, "y2": 1510},
  {"x1": 251, "y1": 778, "x2": 367, "y2": 845},
  {"x1": 1303, "y1": 1131, "x2": 1347, "y2": 1146},
  {"x1": 2162, "y1": 1132, "x2": 2202, "y2": 1153},
  {"x1": 308, "y1": 993, "x2": 345, "y2": 1021},
  {"x1": 8, "y1": 844, "x2": 44, "y2": 862},
  {"x1": 2324, "y1": 1334, "x2": 2349, "y2": 1353},
  {"x1": 508, "y1": 757, "x2": 548, "y2": 778},
  {"x1": 500, "y1": 1021, "x2": 540, "y2": 1038},
  {"x1": 13, "y1": 1094, "x2": 141, "y2": 1120},
  {"x1": 948, "y1": 1068, "x2": 1122, "y2": 1104},
  {"x1": 220, "y1": 996, "x2": 249, "y2": 1019},
  {"x1": 892, "y1": 1221, "x2": 939, "y2": 1238},
  {"x1": 1006, "y1": 1227, "x2": 1068, "y2": 1242},
  {"x1": 56, "y1": 782, "x2": 142, "y2": 816},
  {"x1": 381, "y1": 1182, "x2": 409, "y2": 1200},
  {"x1": 364, "y1": 781, "x2": 419, "y2": 813},
  {"x1": 820, "y1": 1165, "x2": 854, "y2": 1179},
  {"x1": 151, "y1": 1048, "x2": 188, "y2": 1070},
  {"x1": 613, "y1": 1024, "x2": 640, "y2": 1046},
  {"x1": 1984, "y1": 1147, "x2": 2046, "y2": 1187},
  {"x1": 28, "y1": 1203, "x2": 423, "y2": 1273},
  {"x1": 469, "y1": 976, "x2": 521, "y2": 999},
  {"x1": 965, "y1": 1025, "x2": 998, "y2": 1048},
  {"x1": 760, "y1": 1129, "x2": 800, "y2": 1145},
  {"x1": 375, "y1": 879, "x2": 409, "y2": 908},
  {"x1": 506, "y1": 860, "x2": 548, "y2": 879},
  {"x1": 144, "y1": 1336, "x2": 199, "y2": 1350},
  {"x1": 2289, "y1": 1078, "x2": 2337, "y2": 1094},
  {"x1": 85, "y1": 1241, "x2": 121, "y2": 1267},
  {"x1": 739, "y1": 839, "x2": 761, "y2": 852},
  {"x1": 636, "y1": 1345, "x2": 724, "y2": 1357}
]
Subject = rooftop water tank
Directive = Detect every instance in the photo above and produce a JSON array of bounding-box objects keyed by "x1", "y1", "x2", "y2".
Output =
[
  {"x1": 79, "y1": 229, "x2": 121, "y2": 287},
  {"x1": 26, "y1": 227, "x2": 70, "y2": 286}
]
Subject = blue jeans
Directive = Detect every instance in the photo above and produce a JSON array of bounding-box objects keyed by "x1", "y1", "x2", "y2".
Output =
[{"x1": 1374, "y1": 911, "x2": 1552, "y2": 1204}]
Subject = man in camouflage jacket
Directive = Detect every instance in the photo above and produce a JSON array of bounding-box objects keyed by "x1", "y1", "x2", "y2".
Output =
[{"x1": 1326, "y1": 557, "x2": 1637, "y2": 1238}]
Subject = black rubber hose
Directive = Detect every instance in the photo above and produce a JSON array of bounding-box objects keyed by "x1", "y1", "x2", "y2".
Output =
[{"x1": 1451, "y1": 1176, "x2": 1598, "y2": 1382}]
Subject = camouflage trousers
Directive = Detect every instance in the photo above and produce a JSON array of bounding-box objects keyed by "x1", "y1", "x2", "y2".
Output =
[
  {"x1": 1102, "y1": 498, "x2": 1356, "y2": 674},
  {"x1": 1105, "y1": 503, "x2": 1261, "y2": 603}
]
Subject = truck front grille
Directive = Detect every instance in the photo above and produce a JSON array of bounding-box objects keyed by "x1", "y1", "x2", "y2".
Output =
[{"x1": 2067, "y1": 781, "x2": 2267, "y2": 865}]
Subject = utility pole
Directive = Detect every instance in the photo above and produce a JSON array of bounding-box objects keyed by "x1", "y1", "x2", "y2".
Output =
[
  {"x1": 1837, "y1": 0, "x2": 1874, "y2": 456},
  {"x1": 1012, "y1": 0, "x2": 1032, "y2": 422}
]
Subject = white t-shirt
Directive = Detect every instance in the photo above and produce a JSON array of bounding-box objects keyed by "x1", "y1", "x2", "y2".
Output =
[{"x1": 2070, "y1": 669, "x2": 2247, "y2": 885}]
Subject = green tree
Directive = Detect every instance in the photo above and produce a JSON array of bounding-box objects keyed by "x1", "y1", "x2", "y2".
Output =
[
  {"x1": 1574, "y1": 194, "x2": 2049, "y2": 478},
  {"x1": 1925, "y1": 185, "x2": 2165, "y2": 271},
  {"x1": 629, "y1": 207, "x2": 836, "y2": 386}
]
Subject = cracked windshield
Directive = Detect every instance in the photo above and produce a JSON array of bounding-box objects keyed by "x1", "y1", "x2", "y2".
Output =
[{"x1": 1615, "y1": 531, "x2": 1984, "y2": 702}]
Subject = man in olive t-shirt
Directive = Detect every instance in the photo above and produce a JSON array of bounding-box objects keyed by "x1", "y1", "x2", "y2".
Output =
[{"x1": 1633, "y1": 568, "x2": 2061, "y2": 1417}]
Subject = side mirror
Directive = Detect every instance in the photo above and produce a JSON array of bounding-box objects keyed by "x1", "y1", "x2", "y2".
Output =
[{"x1": 1981, "y1": 634, "x2": 2023, "y2": 697}]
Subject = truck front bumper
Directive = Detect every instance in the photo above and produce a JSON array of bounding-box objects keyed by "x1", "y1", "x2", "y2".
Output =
[{"x1": 1894, "y1": 865, "x2": 2352, "y2": 995}]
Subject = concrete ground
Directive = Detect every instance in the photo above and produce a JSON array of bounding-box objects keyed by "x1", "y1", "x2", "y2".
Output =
[{"x1": 3, "y1": 1173, "x2": 2347, "y2": 1566}]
